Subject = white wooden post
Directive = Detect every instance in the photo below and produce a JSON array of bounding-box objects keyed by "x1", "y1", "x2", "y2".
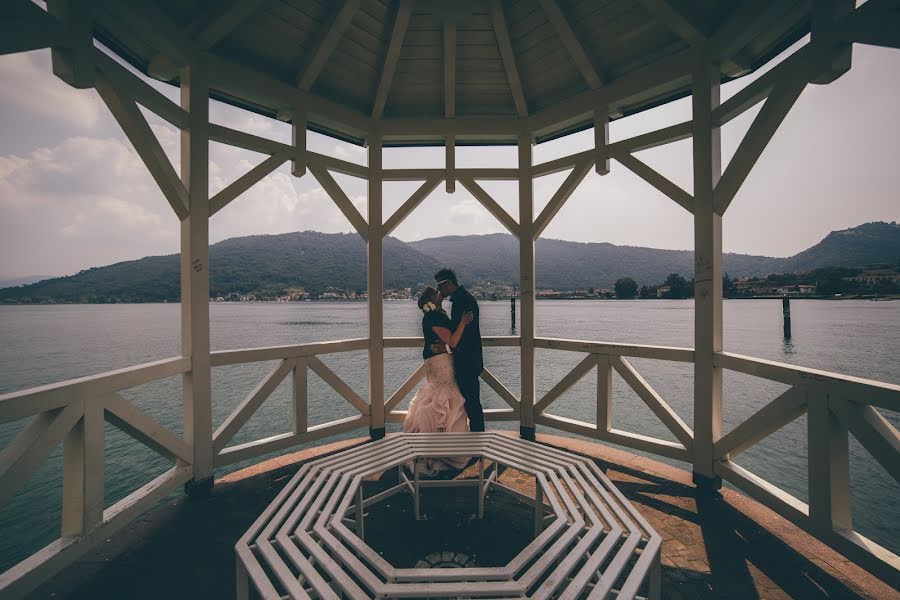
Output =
[
  {"x1": 519, "y1": 133, "x2": 536, "y2": 441},
  {"x1": 368, "y1": 134, "x2": 385, "y2": 439},
  {"x1": 47, "y1": 0, "x2": 94, "y2": 89},
  {"x1": 808, "y1": 394, "x2": 852, "y2": 532},
  {"x1": 61, "y1": 400, "x2": 104, "y2": 536},
  {"x1": 596, "y1": 354, "x2": 612, "y2": 433},
  {"x1": 180, "y1": 61, "x2": 214, "y2": 492},
  {"x1": 692, "y1": 52, "x2": 723, "y2": 492}
]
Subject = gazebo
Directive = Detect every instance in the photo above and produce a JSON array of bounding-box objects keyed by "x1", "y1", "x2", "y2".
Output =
[{"x1": 1, "y1": 0, "x2": 899, "y2": 597}]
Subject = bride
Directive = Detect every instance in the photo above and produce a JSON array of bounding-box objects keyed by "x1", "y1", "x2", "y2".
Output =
[{"x1": 403, "y1": 286, "x2": 473, "y2": 474}]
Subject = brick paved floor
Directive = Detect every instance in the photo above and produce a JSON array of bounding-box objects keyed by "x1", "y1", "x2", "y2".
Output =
[{"x1": 33, "y1": 432, "x2": 898, "y2": 599}]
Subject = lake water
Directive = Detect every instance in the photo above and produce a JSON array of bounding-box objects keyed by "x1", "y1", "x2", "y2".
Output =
[{"x1": 1, "y1": 299, "x2": 898, "y2": 572}]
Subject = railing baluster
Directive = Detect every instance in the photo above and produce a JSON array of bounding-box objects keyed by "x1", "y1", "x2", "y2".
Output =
[
  {"x1": 62, "y1": 400, "x2": 104, "y2": 536},
  {"x1": 808, "y1": 393, "x2": 852, "y2": 533},
  {"x1": 596, "y1": 354, "x2": 611, "y2": 434},
  {"x1": 293, "y1": 358, "x2": 308, "y2": 435}
]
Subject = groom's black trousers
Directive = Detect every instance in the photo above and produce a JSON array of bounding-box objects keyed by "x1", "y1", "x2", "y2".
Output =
[{"x1": 455, "y1": 369, "x2": 485, "y2": 432}]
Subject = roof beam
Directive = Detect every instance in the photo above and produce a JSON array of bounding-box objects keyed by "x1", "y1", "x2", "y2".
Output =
[
  {"x1": 297, "y1": 0, "x2": 360, "y2": 91},
  {"x1": 372, "y1": 0, "x2": 411, "y2": 118},
  {"x1": 187, "y1": 0, "x2": 266, "y2": 50},
  {"x1": 538, "y1": 0, "x2": 602, "y2": 89},
  {"x1": 490, "y1": 0, "x2": 528, "y2": 117}
]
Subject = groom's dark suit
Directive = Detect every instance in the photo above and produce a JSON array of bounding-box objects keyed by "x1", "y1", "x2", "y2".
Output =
[{"x1": 449, "y1": 286, "x2": 485, "y2": 432}]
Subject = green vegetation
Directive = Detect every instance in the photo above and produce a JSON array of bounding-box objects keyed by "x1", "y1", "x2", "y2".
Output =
[{"x1": 614, "y1": 277, "x2": 638, "y2": 299}]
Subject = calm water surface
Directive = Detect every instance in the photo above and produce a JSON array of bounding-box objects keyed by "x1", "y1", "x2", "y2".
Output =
[{"x1": 0, "y1": 300, "x2": 898, "y2": 571}]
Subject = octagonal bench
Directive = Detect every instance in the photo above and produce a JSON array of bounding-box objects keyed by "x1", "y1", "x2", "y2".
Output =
[{"x1": 236, "y1": 432, "x2": 661, "y2": 600}]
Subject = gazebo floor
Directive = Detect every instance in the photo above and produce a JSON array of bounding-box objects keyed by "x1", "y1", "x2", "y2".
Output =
[{"x1": 33, "y1": 432, "x2": 896, "y2": 600}]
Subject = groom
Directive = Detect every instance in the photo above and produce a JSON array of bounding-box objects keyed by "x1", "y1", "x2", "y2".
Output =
[{"x1": 434, "y1": 268, "x2": 485, "y2": 432}]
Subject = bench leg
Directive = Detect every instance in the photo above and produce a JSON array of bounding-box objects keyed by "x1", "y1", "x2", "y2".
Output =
[
  {"x1": 413, "y1": 457, "x2": 421, "y2": 520},
  {"x1": 356, "y1": 485, "x2": 365, "y2": 541},
  {"x1": 236, "y1": 556, "x2": 249, "y2": 600},
  {"x1": 534, "y1": 480, "x2": 543, "y2": 536},
  {"x1": 648, "y1": 550, "x2": 662, "y2": 600},
  {"x1": 478, "y1": 457, "x2": 485, "y2": 519}
]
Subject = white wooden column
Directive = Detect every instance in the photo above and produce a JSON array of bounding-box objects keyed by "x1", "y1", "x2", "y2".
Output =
[
  {"x1": 368, "y1": 134, "x2": 385, "y2": 438},
  {"x1": 180, "y1": 61, "x2": 214, "y2": 490},
  {"x1": 519, "y1": 133, "x2": 536, "y2": 440},
  {"x1": 692, "y1": 52, "x2": 723, "y2": 490}
]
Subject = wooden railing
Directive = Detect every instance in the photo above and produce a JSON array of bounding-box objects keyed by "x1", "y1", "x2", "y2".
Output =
[
  {"x1": 2, "y1": 337, "x2": 898, "y2": 594},
  {"x1": 0, "y1": 357, "x2": 193, "y2": 597}
]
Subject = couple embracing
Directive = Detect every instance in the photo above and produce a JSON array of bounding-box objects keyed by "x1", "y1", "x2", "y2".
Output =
[{"x1": 403, "y1": 268, "x2": 484, "y2": 473}]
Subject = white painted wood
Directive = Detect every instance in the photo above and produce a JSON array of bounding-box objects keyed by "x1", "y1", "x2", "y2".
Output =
[
  {"x1": 95, "y1": 75, "x2": 189, "y2": 220},
  {"x1": 480, "y1": 369, "x2": 520, "y2": 411},
  {"x1": 180, "y1": 62, "x2": 214, "y2": 484},
  {"x1": 714, "y1": 76, "x2": 807, "y2": 215},
  {"x1": 612, "y1": 356, "x2": 694, "y2": 449},
  {"x1": 371, "y1": 0, "x2": 411, "y2": 119},
  {"x1": 519, "y1": 134, "x2": 536, "y2": 436},
  {"x1": 61, "y1": 400, "x2": 104, "y2": 537},
  {"x1": 93, "y1": 50, "x2": 187, "y2": 129},
  {"x1": 211, "y1": 338, "x2": 369, "y2": 366},
  {"x1": 445, "y1": 136, "x2": 456, "y2": 193},
  {"x1": 215, "y1": 416, "x2": 368, "y2": 467},
  {"x1": 535, "y1": 353, "x2": 597, "y2": 414},
  {"x1": 533, "y1": 158, "x2": 592, "y2": 240},
  {"x1": 103, "y1": 393, "x2": 192, "y2": 463},
  {"x1": 292, "y1": 105, "x2": 307, "y2": 177},
  {"x1": 0, "y1": 357, "x2": 190, "y2": 424},
  {"x1": 209, "y1": 151, "x2": 289, "y2": 216},
  {"x1": 293, "y1": 358, "x2": 308, "y2": 435},
  {"x1": 382, "y1": 175, "x2": 443, "y2": 238},
  {"x1": 214, "y1": 359, "x2": 294, "y2": 454},
  {"x1": 491, "y1": 0, "x2": 528, "y2": 117},
  {"x1": 48, "y1": 0, "x2": 94, "y2": 89},
  {"x1": 0, "y1": 403, "x2": 83, "y2": 511},
  {"x1": 307, "y1": 150, "x2": 369, "y2": 179},
  {"x1": 208, "y1": 122, "x2": 292, "y2": 156},
  {"x1": 715, "y1": 352, "x2": 900, "y2": 412},
  {"x1": 810, "y1": 0, "x2": 854, "y2": 85},
  {"x1": 808, "y1": 396, "x2": 852, "y2": 532},
  {"x1": 716, "y1": 460, "x2": 809, "y2": 522},
  {"x1": 385, "y1": 364, "x2": 426, "y2": 413},
  {"x1": 613, "y1": 150, "x2": 693, "y2": 213},
  {"x1": 691, "y1": 52, "x2": 723, "y2": 482},
  {"x1": 611, "y1": 120, "x2": 694, "y2": 154},
  {"x1": 307, "y1": 355, "x2": 369, "y2": 416},
  {"x1": 189, "y1": 0, "x2": 265, "y2": 50},
  {"x1": 538, "y1": 0, "x2": 602, "y2": 89},
  {"x1": 457, "y1": 176, "x2": 520, "y2": 238},
  {"x1": 534, "y1": 337, "x2": 694, "y2": 362},
  {"x1": 594, "y1": 109, "x2": 609, "y2": 175},
  {"x1": 829, "y1": 399, "x2": 900, "y2": 484},
  {"x1": 368, "y1": 136, "x2": 385, "y2": 435},
  {"x1": 596, "y1": 354, "x2": 611, "y2": 433},
  {"x1": 714, "y1": 387, "x2": 806, "y2": 460},
  {"x1": 297, "y1": 0, "x2": 360, "y2": 91},
  {"x1": 309, "y1": 164, "x2": 369, "y2": 241}
]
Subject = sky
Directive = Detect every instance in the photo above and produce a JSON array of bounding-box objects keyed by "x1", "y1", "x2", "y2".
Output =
[{"x1": 0, "y1": 41, "x2": 898, "y2": 280}]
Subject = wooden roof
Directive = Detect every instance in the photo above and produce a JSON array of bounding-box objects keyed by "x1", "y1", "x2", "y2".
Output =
[{"x1": 90, "y1": 0, "x2": 812, "y2": 145}]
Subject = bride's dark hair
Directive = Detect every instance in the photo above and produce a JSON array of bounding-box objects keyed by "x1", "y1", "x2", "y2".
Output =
[{"x1": 418, "y1": 287, "x2": 438, "y2": 311}]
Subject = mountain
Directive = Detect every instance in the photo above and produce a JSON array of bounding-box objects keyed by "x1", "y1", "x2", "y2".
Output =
[
  {"x1": 0, "y1": 275, "x2": 55, "y2": 288},
  {"x1": 1, "y1": 223, "x2": 896, "y2": 303},
  {"x1": 0, "y1": 232, "x2": 441, "y2": 303}
]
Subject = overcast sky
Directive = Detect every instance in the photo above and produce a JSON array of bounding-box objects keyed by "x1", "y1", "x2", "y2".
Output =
[{"x1": 0, "y1": 42, "x2": 898, "y2": 279}]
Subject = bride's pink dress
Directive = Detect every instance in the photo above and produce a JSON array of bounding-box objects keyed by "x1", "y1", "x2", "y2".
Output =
[{"x1": 403, "y1": 352, "x2": 470, "y2": 474}]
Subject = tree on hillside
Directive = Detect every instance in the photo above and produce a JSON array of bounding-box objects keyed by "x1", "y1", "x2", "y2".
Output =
[
  {"x1": 639, "y1": 285, "x2": 655, "y2": 299},
  {"x1": 662, "y1": 273, "x2": 693, "y2": 299},
  {"x1": 614, "y1": 277, "x2": 638, "y2": 299}
]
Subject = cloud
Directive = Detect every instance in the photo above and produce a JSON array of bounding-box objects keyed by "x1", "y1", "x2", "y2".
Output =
[{"x1": 0, "y1": 51, "x2": 105, "y2": 133}]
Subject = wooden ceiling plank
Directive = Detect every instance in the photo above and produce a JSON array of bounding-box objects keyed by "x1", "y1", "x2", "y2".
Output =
[
  {"x1": 638, "y1": 0, "x2": 706, "y2": 45},
  {"x1": 372, "y1": 0, "x2": 412, "y2": 118},
  {"x1": 444, "y1": 21, "x2": 456, "y2": 118},
  {"x1": 297, "y1": 0, "x2": 361, "y2": 91},
  {"x1": 491, "y1": 0, "x2": 528, "y2": 117},
  {"x1": 538, "y1": 0, "x2": 602, "y2": 89}
]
